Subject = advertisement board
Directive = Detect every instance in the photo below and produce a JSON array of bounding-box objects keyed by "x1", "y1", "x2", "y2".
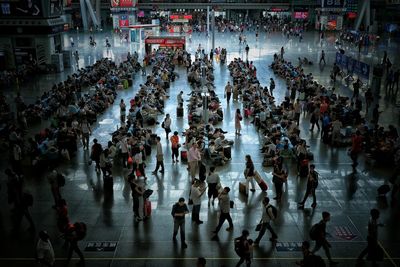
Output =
[
  {"x1": 294, "y1": 12, "x2": 308, "y2": 19},
  {"x1": 323, "y1": 0, "x2": 344, "y2": 8},
  {"x1": 111, "y1": 0, "x2": 136, "y2": 7},
  {"x1": 335, "y1": 52, "x2": 370, "y2": 79},
  {"x1": 0, "y1": 0, "x2": 43, "y2": 17}
]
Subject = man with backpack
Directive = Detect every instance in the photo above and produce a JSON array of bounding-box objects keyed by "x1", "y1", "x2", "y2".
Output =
[
  {"x1": 298, "y1": 164, "x2": 319, "y2": 209},
  {"x1": 234, "y1": 230, "x2": 252, "y2": 267},
  {"x1": 310, "y1": 212, "x2": 338, "y2": 265},
  {"x1": 254, "y1": 197, "x2": 278, "y2": 245},
  {"x1": 65, "y1": 222, "x2": 86, "y2": 266}
]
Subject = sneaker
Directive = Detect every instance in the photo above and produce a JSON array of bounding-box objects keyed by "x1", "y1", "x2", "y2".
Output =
[
  {"x1": 250, "y1": 189, "x2": 256, "y2": 192},
  {"x1": 172, "y1": 160, "x2": 175, "y2": 163},
  {"x1": 176, "y1": 159, "x2": 179, "y2": 163},
  {"x1": 159, "y1": 170, "x2": 164, "y2": 174},
  {"x1": 182, "y1": 243, "x2": 188, "y2": 249},
  {"x1": 152, "y1": 171, "x2": 157, "y2": 175},
  {"x1": 226, "y1": 227, "x2": 233, "y2": 231},
  {"x1": 197, "y1": 220, "x2": 204, "y2": 225}
]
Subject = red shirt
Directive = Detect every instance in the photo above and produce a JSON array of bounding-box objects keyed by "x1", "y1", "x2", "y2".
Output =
[{"x1": 351, "y1": 135, "x2": 363, "y2": 153}]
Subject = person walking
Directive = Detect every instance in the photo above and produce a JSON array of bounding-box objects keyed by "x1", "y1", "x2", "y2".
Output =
[
  {"x1": 64, "y1": 222, "x2": 86, "y2": 266},
  {"x1": 162, "y1": 114, "x2": 172, "y2": 139},
  {"x1": 311, "y1": 212, "x2": 338, "y2": 265},
  {"x1": 269, "y1": 78, "x2": 275, "y2": 96},
  {"x1": 90, "y1": 139, "x2": 102, "y2": 173},
  {"x1": 152, "y1": 136, "x2": 165, "y2": 175},
  {"x1": 319, "y1": 50, "x2": 326, "y2": 64},
  {"x1": 212, "y1": 187, "x2": 234, "y2": 235},
  {"x1": 188, "y1": 143, "x2": 201, "y2": 180},
  {"x1": 254, "y1": 197, "x2": 278, "y2": 245},
  {"x1": 36, "y1": 230, "x2": 55, "y2": 267},
  {"x1": 80, "y1": 118, "x2": 91, "y2": 150},
  {"x1": 129, "y1": 175, "x2": 145, "y2": 221},
  {"x1": 119, "y1": 99, "x2": 126, "y2": 122},
  {"x1": 170, "y1": 131, "x2": 180, "y2": 163},
  {"x1": 235, "y1": 109, "x2": 243, "y2": 136},
  {"x1": 119, "y1": 135, "x2": 129, "y2": 168},
  {"x1": 47, "y1": 166, "x2": 61, "y2": 208},
  {"x1": 310, "y1": 105, "x2": 321, "y2": 132},
  {"x1": 245, "y1": 45, "x2": 250, "y2": 59},
  {"x1": 272, "y1": 157, "x2": 287, "y2": 202},
  {"x1": 14, "y1": 192, "x2": 35, "y2": 232},
  {"x1": 244, "y1": 155, "x2": 256, "y2": 195},
  {"x1": 225, "y1": 81, "x2": 233, "y2": 104},
  {"x1": 349, "y1": 130, "x2": 363, "y2": 171},
  {"x1": 358, "y1": 209, "x2": 384, "y2": 265},
  {"x1": 298, "y1": 164, "x2": 319, "y2": 209},
  {"x1": 234, "y1": 230, "x2": 252, "y2": 267},
  {"x1": 134, "y1": 147, "x2": 146, "y2": 179},
  {"x1": 171, "y1": 197, "x2": 189, "y2": 249},
  {"x1": 206, "y1": 166, "x2": 220, "y2": 207},
  {"x1": 190, "y1": 179, "x2": 206, "y2": 225},
  {"x1": 280, "y1": 46, "x2": 285, "y2": 59}
]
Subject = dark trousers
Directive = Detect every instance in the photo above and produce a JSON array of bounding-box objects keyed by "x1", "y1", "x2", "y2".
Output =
[
  {"x1": 173, "y1": 218, "x2": 185, "y2": 242},
  {"x1": 121, "y1": 152, "x2": 128, "y2": 168},
  {"x1": 236, "y1": 252, "x2": 251, "y2": 267},
  {"x1": 350, "y1": 151, "x2": 359, "y2": 168},
  {"x1": 312, "y1": 239, "x2": 332, "y2": 261},
  {"x1": 215, "y1": 212, "x2": 233, "y2": 233},
  {"x1": 154, "y1": 160, "x2": 164, "y2": 172},
  {"x1": 274, "y1": 181, "x2": 283, "y2": 200},
  {"x1": 226, "y1": 92, "x2": 232, "y2": 103},
  {"x1": 172, "y1": 148, "x2": 179, "y2": 160},
  {"x1": 66, "y1": 240, "x2": 84, "y2": 264},
  {"x1": 359, "y1": 237, "x2": 378, "y2": 261},
  {"x1": 300, "y1": 184, "x2": 316, "y2": 205},
  {"x1": 255, "y1": 222, "x2": 277, "y2": 243},
  {"x1": 192, "y1": 204, "x2": 201, "y2": 222},
  {"x1": 138, "y1": 163, "x2": 145, "y2": 177},
  {"x1": 132, "y1": 195, "x2": 139, "y2": 216},
  {"x1": 310, "y1": 120, "x2": 320, "y2": 131}
]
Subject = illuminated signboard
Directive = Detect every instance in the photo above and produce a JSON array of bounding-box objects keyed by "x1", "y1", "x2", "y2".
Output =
[
  {"x1": 111, "y1": 0, "x2": 136, "y2": 7},
  {"x1": 170, "y1": 14, "x2": 192, "y2": 20}
]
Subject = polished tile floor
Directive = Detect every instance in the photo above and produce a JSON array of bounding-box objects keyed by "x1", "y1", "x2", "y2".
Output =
[{"x1": 1, "y1": 29, "x2": 400, "y2": 267}]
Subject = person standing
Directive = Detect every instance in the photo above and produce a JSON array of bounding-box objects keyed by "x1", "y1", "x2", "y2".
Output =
[
  {"x1": 212, "y1": 187, "x2": 234, "y2": 235},
  {"x1": 372, "y1": 104, "x2": 381, "y2": 125},
  {"x1": 171, "y1": 197, "x2": 189, "y2": 249},
  {"x1": 254, "y1": 197, "x2": 278, "y2": 245},
  {"x1": 188, "y1": 143, "x2": 201, "y2": 180},
  {"x1": 134, "y1": 147, "x2": 146, "y2": 179},
  {"x1": 162, "y1": 114, "x2": 172, "y2": 140},
  {"x1": 234, "y1": 230, "x2": 252, "y2": 267},
  {"x1": 11, "y1": 142, "x2": 22, "y2": 174},
  {"x1": 170, "y1": 131, "x2": 180, "y2": 163},
  {"x1": 235, "y1": 109, "x2": 243, "y2": 136},
  {"x1": 280, "y1": 46, "x2": 285, "y2": 59},
  {"x1": 245, "y1": 45, "x2": 250, "y2": 59},
  {"x1": 119, "y1": 99, "x2": 126, "y2": 122},
  {"x1": 312, "y1": 212, "x2": 338, "y2": 265},
  {"x1": 190, "y1": 179, "x2": 206, "y2": 225},
  {"x1": 47, "y1": 166, "x2": 61, "y2": 208},
  {"x1": 272, "y1": 157, "x2": 287, "y2": 202},
  {"x1": 207, "y1": 166, "x2": 220, "y2": 207},
  {"x1": 225, "y1": 81, "x2": 233, "y2": 104},
  {"x1": 244, "y1": 155, "x2": 256, "y2": 195},
  {"x1": 36, "y1": 230, "x2": 55, "y2": 267},
  {"x1": 358, "y1": 209, "x2": 384, "y2": 264},
  {"x1": 319, "y1": 50, "x2": 326, "y2": 64},
  {"x1": 349, "y1": 130, "x2": 363, "y2": 171},
  {"x1": 119, "y1": 135, "x2": 129, "y2": 168},
  {"x1": 177, "y1": 91, "x2": 184, "y2": 106},
  {"x1": 298, "y1": 164, "x2": 319, "y2": 209},
  {"x1": 152, "y1": 136, "x2": 165, "y2": 175},
  {"x1": 129, "y1": 175, "x2": 145, "y2": 222}
]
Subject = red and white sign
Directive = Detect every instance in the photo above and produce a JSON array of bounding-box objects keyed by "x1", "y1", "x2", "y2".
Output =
[
  {"x1": 145, "y1": 37, "x2": 185, "y2": 47},
  {"x1": 111, "y1": 0, "x2": 136, "y2": 7},
  {"x1": 119, "y1": 19, "x2": 129, "y2": 27},
  {"x1": 294, "y1": 12, "x2": 309, "y2": 19},
  {"x1": 170, "y1": 15, "x2": 192, "y2": 20}
]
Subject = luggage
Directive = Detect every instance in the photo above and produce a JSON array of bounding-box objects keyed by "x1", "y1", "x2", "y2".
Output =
[
  {"x1": 239, "y1": 182, "x2": 246, "y2": 195},
  {"x1": 199, "y1": 162, "x2": 207, "y2": 181},
  {"x1": 123, "y1": 79, "x2": 128, "y2": 89},
  {"x1": 181, "y1": 150, "x2": 188, "y2": 163},
  {"x1": 177, "y1": 107, "x2": 184, "y2": 117},
  {"x1": 128, "y1": 79, "x2": 133, "y2": 86},
  {"x1": 103, "y1": 175, "x2": 113, "y2": 190},
  {"x1": 145, "y1": 144, "x2": 151, "y2": 156},
  {"x1": 299, "y1": 164, "x2": 309, "y2": 178},
  {"x1": 144, "y1": 199, "x2": 152, "y2": 217},
  {"x1": 377, "y1": 184, "x2": 390, "y2": 196},
  {"x1": 254, "y1": 171, "x2": 268, "y2": 191},
  {"x1": 223, "y1": 146, "x2": 231, "y2": 159}
]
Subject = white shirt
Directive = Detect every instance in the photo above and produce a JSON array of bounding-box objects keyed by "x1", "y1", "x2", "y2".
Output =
[
  {"x1": 36, "y1": 239, "x2": 55, "y2": 266},
  {"x1": 207, "y1": 173, "x2": 220, "y2": 184},
  {"x1": 190, "y1": 185, "x2": 203, "y2": 205},
  {"x1": 120, "y1": 138, "x2": 129, "y2": 153}
]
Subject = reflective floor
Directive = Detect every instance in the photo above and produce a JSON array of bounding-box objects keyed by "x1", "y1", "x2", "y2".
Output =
[{"x1": 1, "y1": 29, "x2": 400, "y2": 267}]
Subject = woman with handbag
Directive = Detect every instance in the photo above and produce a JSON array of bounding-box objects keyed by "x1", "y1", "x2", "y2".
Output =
[
  {"x1": 244, "y1": 155, "x2": 256, "y2": 195},
  {"x1": 162, "y1": 114, "x2": 172, "y2": 139},
  {"x1": 272, "y1": 157, "x2": 287, "y2": 202}
]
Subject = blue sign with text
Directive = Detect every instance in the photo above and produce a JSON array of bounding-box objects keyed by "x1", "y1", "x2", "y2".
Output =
[{"x1": 335, "y1": 52, "x2": 370, "y2": 79}]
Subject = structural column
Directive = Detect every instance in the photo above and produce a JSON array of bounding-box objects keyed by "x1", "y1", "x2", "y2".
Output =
[
  {"x1": 207, "y1": 6, "x2": 210, "y2": 36},
  {"x1": 211, "y1": 9, "x2": 215, "y2": 50},
  {"x1": 80, "y1": 0, "x2": 88, "y2": 30}
]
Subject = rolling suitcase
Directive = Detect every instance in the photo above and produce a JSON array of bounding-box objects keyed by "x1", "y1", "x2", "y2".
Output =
[
  {"x1": 199, "y1": 162, "x2": 207, "y2": 181},
  {"x1": 254, "y1": 171, "x2": 268, "y2": 191},
  {"x1": 223, "y1": 146, "x2": 231, "y2": 159},
  {"x1": 239, "y1": 182, "x2": 247, "y2": 195},
  {"x1": 181, "y1": 150, "x2": 188, "y2": 163},
  {"x1": 177, "y1": 107, "x2": 184, "y2": 117}
]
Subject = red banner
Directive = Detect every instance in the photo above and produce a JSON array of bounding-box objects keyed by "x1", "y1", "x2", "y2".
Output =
[
  {"x1": 119, "y1": 19, "x2": 129, "y2": 27},
  {"x1": 111, "y1": 0, "x2": 135, "y2": 7}
]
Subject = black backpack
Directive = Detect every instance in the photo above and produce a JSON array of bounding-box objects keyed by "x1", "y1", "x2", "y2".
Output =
[
  {"x1": 309, "y1": 222, "x2": 322, "y2": 240},
  {"x1": 234, "y1": 236, "x2": 245, "y2": 255}
]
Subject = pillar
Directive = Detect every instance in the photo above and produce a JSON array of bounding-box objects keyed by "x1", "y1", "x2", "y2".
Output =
[
  {"x1": 207, "y1": 6, "x2": 210, "y2": 36},
  {"x1": 211, "y1": 9, "x2": 215, "y2": 50},
  {"x1": 80, "y1": 0, "x2": 88, "y2": 30}
]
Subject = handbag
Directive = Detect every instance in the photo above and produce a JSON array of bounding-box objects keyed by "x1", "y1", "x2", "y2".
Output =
[
  {"x1": 135, "y1": 169, "x2": 141, "y2": 177},
  {"x1": 188, "y1": 199, "x2": 193, "y2": 205},
  {"x1": 255, "y1": 223, "x2": 263, "y2": 232}
]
